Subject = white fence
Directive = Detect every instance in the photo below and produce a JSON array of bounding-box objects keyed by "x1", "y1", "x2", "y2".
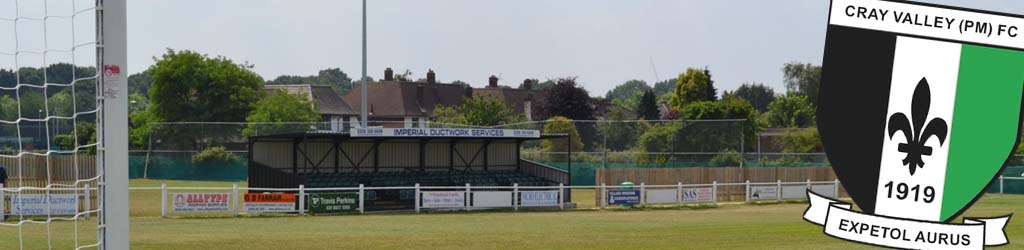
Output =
[
  {"x1": 6, "y1": 176, "x2": 1024, "y2": 220},
  {"x1": 139, "y1": 180, "x2": 843, "y2": 218}
]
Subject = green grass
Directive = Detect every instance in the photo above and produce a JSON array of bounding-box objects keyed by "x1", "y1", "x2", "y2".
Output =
[{"x1": 3, "y1": 179, "x2": 1024, "y2": 249}]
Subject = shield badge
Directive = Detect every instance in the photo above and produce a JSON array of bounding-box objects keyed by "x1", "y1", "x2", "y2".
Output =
[{"x1": 818, "y1": 0, "x2": 1024, "y2": 223}]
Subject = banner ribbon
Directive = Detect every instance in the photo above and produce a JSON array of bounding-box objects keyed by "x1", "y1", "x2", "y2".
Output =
[{"x1": 803, "y1": 191, "x2": 1010, "y2": 250}]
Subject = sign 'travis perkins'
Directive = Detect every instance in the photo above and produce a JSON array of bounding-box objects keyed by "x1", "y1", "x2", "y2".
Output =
[{"x1": 809, "y1": 0, "x2": 1021, "y2": 249}]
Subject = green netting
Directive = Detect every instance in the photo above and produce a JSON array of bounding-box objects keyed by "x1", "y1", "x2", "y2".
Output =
[{"x1": 129, "y1": 153, "x2": 247, "y2": 181}]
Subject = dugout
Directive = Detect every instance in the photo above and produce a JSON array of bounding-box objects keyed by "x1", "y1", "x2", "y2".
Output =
[{"x1": 247, "y1": 128, "x2": 571, "y2": 211}]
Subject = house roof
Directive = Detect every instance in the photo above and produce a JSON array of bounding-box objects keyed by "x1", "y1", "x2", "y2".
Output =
[
  {"x1": 343, "y1": 81, "x2": 469, "y2": 118},
  {"x1": 310, "y1": 86, "x2": 357, "y2": 116},
  {"x1": 265, "y1": 84, "x2": 357, "y2": 116},
  {"x1": 472, "y1": 87, "x2": 535, "y2": 114}
]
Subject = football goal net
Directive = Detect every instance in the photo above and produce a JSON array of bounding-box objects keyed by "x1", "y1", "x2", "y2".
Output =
[{"x1": 0, "y1": 0, "x2": 127, "y2": 249}]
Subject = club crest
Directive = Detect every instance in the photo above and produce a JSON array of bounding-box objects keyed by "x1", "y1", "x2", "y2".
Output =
[{"x1": 806, "y1": 0, "x2": 1022, "y2": 248}]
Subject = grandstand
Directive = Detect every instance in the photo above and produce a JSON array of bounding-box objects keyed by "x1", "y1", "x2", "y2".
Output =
[{"x1": 247, "y1": 128, "x2": 570, "y2": 210}]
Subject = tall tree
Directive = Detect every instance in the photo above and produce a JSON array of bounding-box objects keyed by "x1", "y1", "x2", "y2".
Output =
[
  {"x1": 541, "y1": 116, "x2": 584, "y2": 162},
  {"x1": 605, "y1": 79, "x2": 651, "y2": 109},
  {"x1": 538, "y1": 77, "x2": 598, "y2": 149},
  {"x1": 596, "y1": 108, "x2": 636, "y2": 151},
  {"x1": 128, "y1": 69, "x2": 153, "y2": 97},
  {"x1": 636, "y1": 90, "x2": 659, "y2": 120},
  {"x1": 668, "y1": 67, "x2": 717, "y2": 110},
  {"x1": 767, "y1": 94, "x2": 816, "y2": 128},
  {"x1": 782, "y1": 62, "x2": 822, "y2": 106},
  {"x1": 147, "y1": 49, "x2": 265, "y2": 148},
  {"x1": 730, "y1": 83, "x2": 776, "y2": 112},
  {"x1": 652, "y1": 78, "x2": 677, "y2": 96},
  {"x1": 243, "y1": 90, "x2": 321, "y2": 136},
  {"x1": 433, "y1": 94, "x2": 524, "y2": 127}
]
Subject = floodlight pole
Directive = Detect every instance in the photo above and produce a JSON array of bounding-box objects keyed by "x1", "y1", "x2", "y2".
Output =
[{"x1": 359, "y1": 0, "x2": 368, "y2": 128}]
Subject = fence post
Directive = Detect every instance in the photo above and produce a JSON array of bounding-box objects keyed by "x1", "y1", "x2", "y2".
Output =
[
  {"x1": 83, "y1": 184, "x2": 91, "y2": 220},
  {"x1": 1000, "y1": 175, "x2": 1005, "y2": 194},
  {"x1": 744, "y1": 180, "x2": 750, "y2": 203},
  {"x1": 639, "y1": 183, "x2": 647, "y2": 207},
  {"x1": 232, "y1": 184, "x2": 239, "y2": 217},
  {"x1": 415, "y1": 183, "x2": 421, "y2": 213},
  {"x1": 160, "y1": 183, "x2": 167, "y2": 218},
  {"x1": 465, "y1": 183, "x2": 471, "y2": 211},
  {"x1": 712, "y1": 181, "x2": 718, "y2": 206},
  {"x1": 600, "y1": 183, "x2": 607, "y2": 209},
  {"x1": 358, "y1": 184, "x2": 365, "y2": 214},
  {"x1": 0, "y1": 183, "x2": 5, "y2": 221},
  {"x1": 677, "y1": 182, "x2": 683, "y2": 205},
  {"x1": 559, "y1": 183, "x2": 565, "y2": 210},
  {"x1": 806, "y1": 179, "x2": 811, "y2": 190},
  {"x1": 513, "y1": 183, "x2": 519, "y2": 211},
  {"x1": 776, "y1": 180, "x2": 782, "y2": 202},
  {"x1": 298, "y1": 185, "x2": 306, "y2": 215},
  {"x1": 833, "y1": 179, "x2": 840, "y2": 198}
]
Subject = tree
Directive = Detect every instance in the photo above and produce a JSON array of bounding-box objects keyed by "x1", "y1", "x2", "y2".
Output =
[
  {"x1": 243, "y1": 90, "x2": 321, "y2": 136},
  {"x1": 731, "y1": 83, "x2": 776, "y2": 112},
  {"x1": 433, "y1": 95, "x2": 523, "y2": 127},
  {"x1": 669, "y1": 67, "x2": 717, "y2": 110},
  {"x1": 637, "y1": 123, "x2": 679, "y2": 164},
  {"x1": 541, "y1": 116, "x2": 584, "y2": 162},
  {"x1": 605, "y1": 79, "x2": 651, "y2": 109},
  {"x1": 779, "y1": 128, "x2": 823, "y2": 153},
  {"x1": 537, "y1": 77, "x2": 598, "y2": 149},
  {"x1": 147, "y1": 49, "x2": 265, "y2": 148},
  {"x1": 767, "y1": 94, "x2": 816, "y2": 128},
  {"x1": 267, "y1": 68, "x2": 353, "y2": 96},
  {"x1": 653, "y1": 78, "x2": 677, "y2": 96},
  {"x1": 782, "y1": 62, "x2": 822, "y2": 106},
  {"x1": 596, "y1": 108, "x2": 636, "y2": 151},
  {"x1": 148, "y1": 49, "x2": 264, "y2": 123},
  {"x1": 128, "y1": 93, "x2": 149, "y2": 114},
  {"x1": 636, "y1": 90, "x2": 659, "y2": 120},
  {"x1": 128, "y1": 69, "x2": 153, "y2": 97}
]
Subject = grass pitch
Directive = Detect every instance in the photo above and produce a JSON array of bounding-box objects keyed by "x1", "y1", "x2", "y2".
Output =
[{"x1": 3, "y1": 179, "x2": 1024, "y2": 249}]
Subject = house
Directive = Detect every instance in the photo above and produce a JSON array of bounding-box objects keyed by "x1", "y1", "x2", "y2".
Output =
[
  {"x1": 264, "y1": 84, "x2": 358, "y2": 131},
  {"x1": 472, "y1": 78, "x2": 542, "y2": 121},
  {"x1": 343, "y1": 68, "x2": 469, "y2": 128}
]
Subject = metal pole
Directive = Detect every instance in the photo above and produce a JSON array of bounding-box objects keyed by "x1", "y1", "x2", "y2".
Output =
[
  {"x1": 100, "y1": 0, "x2": 130, "y2": 248},
  {"x1": 359, "y1": 0, "x2": 368, "y2": 128},
  {"x1": 232, "y1": 184, "x2": 239, "y2": 217},
  {"x1": 358, "y1": 184, "x2": 365, "y2": 214},
  {"x1": 84, "y1": 184, "x2": 91, "y2": 220},
  {"x1": 513, "y1": 183, "x2": 519, "y2": 211},
  {"x1": 160, "y1": 183, "x2": 167, "y2": 218},
  {"x1": 600, "y1": 183, "x2": 607, "y2": 209},
  {"x1": 298, "y1": 185, "x2": 305, "y2": 215},
  {"x1": 415, "y1": 183, "x2": 421, "y2": 213}
]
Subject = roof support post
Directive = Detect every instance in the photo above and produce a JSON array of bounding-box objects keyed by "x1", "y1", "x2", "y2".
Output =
[
  {"x1": 515, "y1": 140, "x2": 522, "y2": 171},
  {"x1": 373, "y1": 139, "x2": 380, "y2": 172},
  {"x1": 292, "y1": 138, "x2": 300, "y2": 174},
  {"x1": 483, "y1": 140, "x2": 491, "y2": 171},
  {"x1": 449, "y1": 139, "x2": 456, "y2": 172},
  {"x1": 419, "y1": 139, "x2": 428, "y2": 172},
  {"x1": 333, "y1": 138, "x2": 341, "y2": 173}
]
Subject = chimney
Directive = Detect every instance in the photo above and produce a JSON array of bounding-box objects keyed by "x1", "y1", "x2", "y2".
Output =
[
  {"x1": 384, "y1": 67, "x2": 394, "y2": 81},
  {"x1": 426, "y1": 69, "x2": 436, "y2": 84},
  {"x1": 488, "y1": 75, "x2": 498, "y2": 88},
  {"x1": 523, "y1": 79, "x2": 533, "y2": 90}
]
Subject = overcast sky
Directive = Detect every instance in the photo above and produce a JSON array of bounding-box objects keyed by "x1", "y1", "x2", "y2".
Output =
[{"x1": 4, "y1": 0, "x2": 1024, "y2": 96}]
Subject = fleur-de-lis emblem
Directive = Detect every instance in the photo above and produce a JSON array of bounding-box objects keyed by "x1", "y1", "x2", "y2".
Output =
[{"x1": 887, "y1": 78, "x2": 949, "y2": 175}]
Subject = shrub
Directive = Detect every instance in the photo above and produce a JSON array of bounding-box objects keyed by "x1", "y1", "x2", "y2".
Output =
[
  {"x1": 192, "y1": 146, "x2": 240, "y2": 165},
  {"x1": 709, "y1": 150, "x2": 742, "y2": 166}
]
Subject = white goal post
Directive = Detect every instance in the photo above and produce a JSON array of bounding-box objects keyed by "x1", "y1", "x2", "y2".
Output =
[
  {"x1": 99, "y1": 0, "x2": 129, "y2": 249},
  {"x1": 0, "y1": 0, "x2": 127, "y2": 249}
]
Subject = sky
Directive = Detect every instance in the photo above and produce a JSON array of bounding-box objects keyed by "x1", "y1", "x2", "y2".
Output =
[{"x1": 4, "y1": 0, "x2": 1024, "y2": 96}]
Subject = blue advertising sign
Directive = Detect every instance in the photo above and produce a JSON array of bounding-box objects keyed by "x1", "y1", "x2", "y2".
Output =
[{"x1": 608, "y1": 190, "x2": 640, "y2": 205}]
